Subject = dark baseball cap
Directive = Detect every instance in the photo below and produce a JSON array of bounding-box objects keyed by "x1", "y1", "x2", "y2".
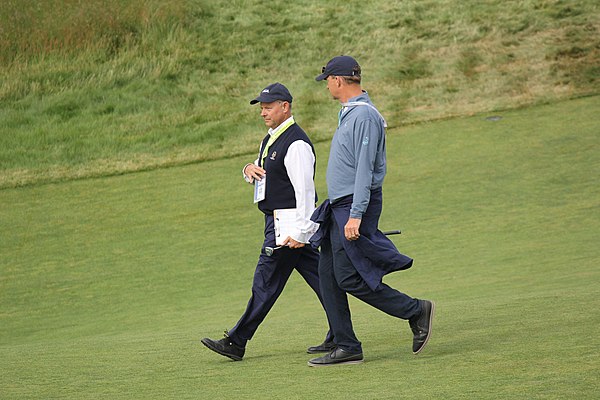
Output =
[
  {"x1": 315, "y1": 55, "x2": 361, "y2": 81},
  {"x1": 250, "y1": 82, "x2": 293, "y2": 104}
]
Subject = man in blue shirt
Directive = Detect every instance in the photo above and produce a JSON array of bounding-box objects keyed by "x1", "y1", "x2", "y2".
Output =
[{"x1": 307, "y1": 56, "x2": 435, "y2": 366}]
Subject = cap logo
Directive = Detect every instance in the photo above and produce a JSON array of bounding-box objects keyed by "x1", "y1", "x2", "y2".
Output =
[{"x1": 262, "y1": 89, "x2": 270, "y2": 93}]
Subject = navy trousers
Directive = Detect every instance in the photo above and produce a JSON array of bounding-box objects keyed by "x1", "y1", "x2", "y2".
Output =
[
  {"x1": 227, "y1": 214, "x2": 333, "y2": 347},
  {"x1": 319, "y1": 217, "x2": 420, "y2": 354}
]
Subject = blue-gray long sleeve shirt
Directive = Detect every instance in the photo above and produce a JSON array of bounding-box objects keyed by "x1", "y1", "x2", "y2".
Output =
[{"x1": 326, "y1": 92, "x2": 387, "y2": 219}]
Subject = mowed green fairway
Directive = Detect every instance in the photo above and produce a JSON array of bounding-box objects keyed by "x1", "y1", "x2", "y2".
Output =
[{"x1": 1, "y1": 96, "x2": 599, "y2": 399}]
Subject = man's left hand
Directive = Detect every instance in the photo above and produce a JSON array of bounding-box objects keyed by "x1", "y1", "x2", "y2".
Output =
[
  {"x1": 282, "y1": 237, "x2": 305, "y2": 249},
  {"x1": 344, "y1": 218, "x2": 362, "y2": 241}
]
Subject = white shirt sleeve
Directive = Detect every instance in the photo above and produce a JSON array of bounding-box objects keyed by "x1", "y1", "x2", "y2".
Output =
[
  {"x1": 242, "y1": 160, "x2": 259, "y2": 183},
  {"x1": 284, "y1": 140, "x2": 320, "y2": 243}
]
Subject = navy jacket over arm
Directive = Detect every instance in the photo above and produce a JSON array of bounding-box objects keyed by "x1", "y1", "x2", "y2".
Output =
[{"x1": 310, "y1": 188, "x2": 413, "y2": 291}]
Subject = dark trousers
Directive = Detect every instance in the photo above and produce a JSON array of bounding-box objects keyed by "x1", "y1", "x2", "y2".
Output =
[
  {"x1": 228, "y1": 214, "x2": 332, "y2": 347},
  {"x1": 319, "y1": 217, "x2": 419, "y2": 353}
]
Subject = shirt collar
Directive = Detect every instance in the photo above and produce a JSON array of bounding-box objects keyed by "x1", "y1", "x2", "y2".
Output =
[
  {"x1": 268, "y1": 115, "x2": 295, "y2": 136},
  {"x1": 342, "y1": 91, "x2": 370, "y2": 114},
  {"x1": 347, "y1": 90, "x2": 370, "y2": 104}
]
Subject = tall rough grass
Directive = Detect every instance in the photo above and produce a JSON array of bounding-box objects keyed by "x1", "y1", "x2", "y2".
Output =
[
  {"x1": 0, "y1": 0, "x2": 186, "y2": 63},
  {"x1": 0, "y1": 0, "x2": 599, "y2": 189}
]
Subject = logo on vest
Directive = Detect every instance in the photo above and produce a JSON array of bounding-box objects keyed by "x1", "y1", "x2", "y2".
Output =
[{"x1": 270, "y1": 151, "x2": 277, "y2": 161}]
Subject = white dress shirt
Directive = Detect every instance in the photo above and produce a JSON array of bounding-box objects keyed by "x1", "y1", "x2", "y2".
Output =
[{"x1": 243, "y1": 116, "x2": 319, "y2": 243}]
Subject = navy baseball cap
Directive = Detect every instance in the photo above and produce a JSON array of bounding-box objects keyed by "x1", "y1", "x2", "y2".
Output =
[
  {"x1": 250, "y1": 82, "x2": 293, "y2": 104},
  {"x1": 315, "y1": 55, "x2": 361, "y2": 81}
]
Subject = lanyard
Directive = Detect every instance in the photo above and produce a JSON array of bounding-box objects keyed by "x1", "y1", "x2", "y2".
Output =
[
  {"x1": 259, "y1": 116, "x2": 295, "y2": 167},
  {"x1": 340, "y1": 101, "x2": 388, "y2": 128}
]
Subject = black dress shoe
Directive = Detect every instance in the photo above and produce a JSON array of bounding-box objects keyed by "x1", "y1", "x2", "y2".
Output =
[
  {"x1": 409, "y1": 299, "x2": 435, "y2": 354},
  {"x1": 201, "y1": 332, "x2": 245, "y2": 361},
  {"x1": 307, "y1": 348, "x2": 364, "y2": 367},
  {"x1": 307, "y1": 339, "x2": 336, "y2": 354}
]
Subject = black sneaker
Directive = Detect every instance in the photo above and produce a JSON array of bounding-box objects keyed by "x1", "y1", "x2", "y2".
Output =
[
  {"x1": 201, "y1": 331, "x2": 245, "y2": 361},
  {"x1": 409, "y1": 299, "x2": 435, "y2": 354},
  {"x1": 307, "y1": 348, "x2": 364, "y2": 367},
  {"x1": 307, "y1": 339, "x2": 336, "y2": 354}
]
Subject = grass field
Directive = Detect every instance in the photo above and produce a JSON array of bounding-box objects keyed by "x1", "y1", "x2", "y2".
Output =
[
  {"x1": 1, "y1": 0, "x2": 599, "y2": 188},
  {"x1": 1, "y1": 96, "x2": 598, "y2": 399}
]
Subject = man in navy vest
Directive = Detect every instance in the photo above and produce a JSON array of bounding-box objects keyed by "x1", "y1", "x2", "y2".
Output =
[
  {"x1": 201, "y1": 83, "x2": 334, "y2": 361},
  {"x1": 307, "y1": 56, "x2": 435, "y2": 366}
]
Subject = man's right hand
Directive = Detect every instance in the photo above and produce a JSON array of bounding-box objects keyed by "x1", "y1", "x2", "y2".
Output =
[{"x1": 244, "y1": 164, "x2": 266, "y2": 183}]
